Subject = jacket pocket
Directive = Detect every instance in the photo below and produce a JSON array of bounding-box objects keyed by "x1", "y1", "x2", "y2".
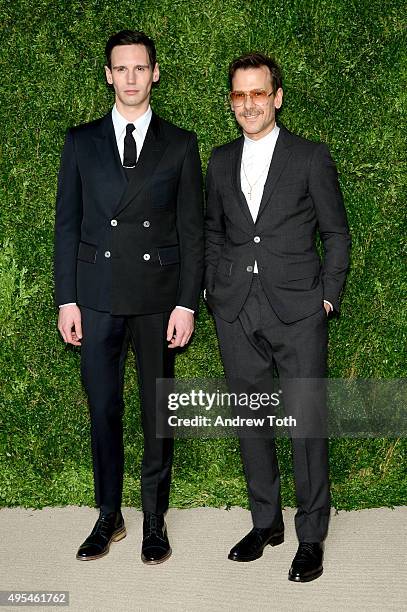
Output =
[
  {"x1": 157, "y1": 244, "x2": 180, "y2": 265},
  {"x1": 285, "y1": 260, "x2": 320, "y2": 280},
  {"x1": 77, "y1": 241, "x2": 97, "y2": 264},
  {"x1": 276, "y1": 179, "x2": 306, "y2": 191}
]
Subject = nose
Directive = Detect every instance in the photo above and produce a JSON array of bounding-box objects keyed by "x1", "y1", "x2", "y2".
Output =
[
  {"x1": 243, "y1": 92, "x2": 252, "y2": 110},
  {"x1": 127, "y1": 69, "x2": 137, "y2": 84}
]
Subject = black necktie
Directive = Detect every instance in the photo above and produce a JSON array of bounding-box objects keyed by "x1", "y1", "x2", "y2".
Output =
[{"x1": 123, "y1": 123, "x2": 137, "y2": 168}]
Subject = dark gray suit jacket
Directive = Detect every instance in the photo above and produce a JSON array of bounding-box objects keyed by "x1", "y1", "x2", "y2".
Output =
[{"x1": 204, "y1": 123, "x2": 351, "y2": 323}]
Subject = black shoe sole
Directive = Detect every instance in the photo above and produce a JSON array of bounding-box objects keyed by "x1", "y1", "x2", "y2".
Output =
[
  {"x1": 76, "y1": 526, "x2": 127, "y2": 561},
  {"x1": 228, "y1": 532, "x2": 284, "y2": 562},
  {"x1": 141, "y1": 547, "x2": 172, "y2": 565},
  {"x1": 288, "y1": 567, "x2": 323, "y2": 582}
]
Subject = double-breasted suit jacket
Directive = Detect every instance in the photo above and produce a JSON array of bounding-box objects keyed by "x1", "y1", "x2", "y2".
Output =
[{"x1": 54, "y1": 111, "x2": 204, "y2": 314}]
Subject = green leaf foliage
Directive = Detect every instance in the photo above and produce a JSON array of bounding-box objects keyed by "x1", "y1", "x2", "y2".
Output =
[{"x1": 0, "y1": 0, "x2": 405, "y2": 509}]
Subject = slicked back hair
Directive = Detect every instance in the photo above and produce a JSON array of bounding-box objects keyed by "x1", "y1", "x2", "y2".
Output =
[
  {"x1": 229, "y1": 52, "x2": 283, "y2": 93},
  {"x1": 105, "y1": 29, "x2": 157, "y2": 69}
]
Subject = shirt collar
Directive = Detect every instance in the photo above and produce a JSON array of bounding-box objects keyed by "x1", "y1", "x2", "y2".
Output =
[
  {"x1": 111, "y1": 104, "x2": 152, "y2": 140},
  {"x1": 243, "y1": 122, "x2": 280, "y2": 149}
]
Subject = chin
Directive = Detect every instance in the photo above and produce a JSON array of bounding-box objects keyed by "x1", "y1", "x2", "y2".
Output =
[
  {"x1": 123, "y1": 98, "x2": 142, "y2": 107},
  {"x1": 243, "y1": 119, "x2": 262, "y2": 128},
  {"x1": 244, "y1": 126, "x2": 262, "y2": 135}
]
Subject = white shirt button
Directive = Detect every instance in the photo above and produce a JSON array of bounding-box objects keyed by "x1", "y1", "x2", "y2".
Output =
[
  {"x1": 143, "y1": 220, "x2": 150, "y2": 228},
  {"x1": 111, "y1": 219, "x2": 118, "y2": 227},
  {"x1": 143, "y1": 253, "x2": 150, "y2": 261},
  {"x1": 104, "y1": 251, "x2": 111, "y2": 258},
  {"x1": 254, "y1": 236, "x2": 261, "y2": 243},
  {"x1": 246, "y1": 265, "x2": 253, "y2": 272}
]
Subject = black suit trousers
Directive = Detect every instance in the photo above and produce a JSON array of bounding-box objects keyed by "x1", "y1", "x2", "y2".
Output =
[
  {"x1": 79, "y1": 306, "x2": 175, "y2": 514},
  {"x1": 214, "y1": 277, "x2": 331, "y2": 542}
]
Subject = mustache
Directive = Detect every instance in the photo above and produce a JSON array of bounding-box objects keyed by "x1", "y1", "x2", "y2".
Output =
[{"x1": 239, "y1": 108, "x2": 264, "y2": 118}]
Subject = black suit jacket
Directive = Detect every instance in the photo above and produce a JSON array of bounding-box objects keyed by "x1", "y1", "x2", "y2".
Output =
[
  {"x1": 205, "y1": 124, "x2": 351, "y2": 323},
  {"x1": 54, "y1": 111, "x2": 204, "y2": 315}
]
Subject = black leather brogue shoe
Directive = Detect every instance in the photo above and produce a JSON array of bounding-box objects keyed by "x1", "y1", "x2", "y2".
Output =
[
  {"x1": 141, "y1": 512, "x2": 172, "y2": 564},
  {"x1": 76, "y1": 510, "x2": 126, "y2": 561},
  {"x1": 288, "y1": 542, "x2": 324, "y2": 582},
  {"x1": 228, "y1": 525, "x2": 285, "y2": 562}
]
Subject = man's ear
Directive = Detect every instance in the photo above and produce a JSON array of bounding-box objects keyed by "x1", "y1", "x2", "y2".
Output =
[
  {"x1": 274, "y1": 87, "x2": 283, "y2": 110},
  {"x1": 105, "y1": 65, "x2": 113, "y2": 85},
  {"x1": 152, "y1": 62, "x2": 160, "y2": 83}
]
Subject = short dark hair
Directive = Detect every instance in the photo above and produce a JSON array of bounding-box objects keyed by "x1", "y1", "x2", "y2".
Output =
[
  {"x1": 229, "y1": 52, "x2": 283, "y2": 92},
  {"x1": 105, "y1": 30, "x2": 157, "y2": 69}
]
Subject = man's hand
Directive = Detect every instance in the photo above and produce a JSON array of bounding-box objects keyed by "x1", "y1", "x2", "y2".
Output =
[
  {"x1": 58, "y1": 304, "x2": 83, "y2": 346},
  {"x1": 167, "y1": 308, "x2": 194, "y2": 348},
  {"x1": 323, "y1": 301, "x2": 332, "y2": 316}
]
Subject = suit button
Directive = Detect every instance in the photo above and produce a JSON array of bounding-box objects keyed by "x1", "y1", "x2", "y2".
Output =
[
  {"x1": 110, "y1": 219, "x2": 118, "y2": 227},
  {"x1": 246, "y1": 265, "x2": 253, "y2": 272},
  {"x1": 143, "y1": 220, "x2": 150, "y2": 228},
  {"x1": 143, "y1": 253, "x2": 150, "y2": 261},
  {"x1": 104, "y1": 251, "x2": 111, "y2": 258},
  {"x1": 253, "y1": 236, "x2": 261, "y2": 243}
]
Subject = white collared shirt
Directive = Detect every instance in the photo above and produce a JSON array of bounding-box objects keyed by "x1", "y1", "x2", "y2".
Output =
[
  {"x1": 240, "y1": 124, "x2": 280, "y2": 273},
  {"x1": 241, "y1": 123, "x2": 280, "y2": 223},
  {"x1": 111, "y1": 103, "x2": 152, "y2": 163}
]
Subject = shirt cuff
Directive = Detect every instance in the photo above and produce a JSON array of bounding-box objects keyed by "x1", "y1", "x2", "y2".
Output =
[
  {"x1": 59, "y1": 303, "x2": 77, "y2": 308},
  {"x1": 323, "y1": 300, "x2": 333, "y2": 312},
  {"x1": 176, "y1": 305, "x2": 194, "y2": 314}
]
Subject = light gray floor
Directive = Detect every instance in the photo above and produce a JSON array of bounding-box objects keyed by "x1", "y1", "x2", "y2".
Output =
[{"x1": 1, "y1": 506, "x2": 406, "y2": 611}]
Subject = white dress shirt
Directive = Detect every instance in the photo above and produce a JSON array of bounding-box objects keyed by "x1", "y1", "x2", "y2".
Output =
[
  {"x1": 239, "y1": 124, "x2": 332, "y2": 312},
  {"x1": 240, "y1": 124, "x2": 280, "y2": 273},
  {"x1": 111, "y1": 103, "x2": 152, "y2": 163},
  {"x1": 60, "y1": 104, "x2": 193, "y2": 314}
]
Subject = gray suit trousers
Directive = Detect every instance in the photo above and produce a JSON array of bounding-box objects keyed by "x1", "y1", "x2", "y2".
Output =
[{"x1": 214, "y1": 276, "x2": 331, "y2": 542}]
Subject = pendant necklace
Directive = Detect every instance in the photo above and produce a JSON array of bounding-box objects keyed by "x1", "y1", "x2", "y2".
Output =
[{"x1": 242, "y1": 160, "x2": 270, "y2": 200}]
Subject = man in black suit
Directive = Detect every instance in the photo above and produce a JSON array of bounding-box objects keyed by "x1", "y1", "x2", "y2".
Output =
[
  {"x1": 54, "y1": 30, "x2": 204, "y2": 564},
  {"x1": 205, "y1": 53, "x2": 350, "y2": 581}
]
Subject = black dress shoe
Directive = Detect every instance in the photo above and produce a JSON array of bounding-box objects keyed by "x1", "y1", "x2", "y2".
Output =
[
  {"x1": 141, "y1": 512, "x2": 172, "y2": 564},
  {"x1": 76, "y1": 511, "x2": 126, "y2": 561},
  {"x1": 288, "y1": 542, "x2": 324, "y2": 582},
  {"x1": 228, "y1": 525, "x2": 284, "y2": 562}
]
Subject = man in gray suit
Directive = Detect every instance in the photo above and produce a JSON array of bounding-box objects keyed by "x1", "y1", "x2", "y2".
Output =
[{"x1": 205, "y1": 52, "x2": 350, "y2": 582}]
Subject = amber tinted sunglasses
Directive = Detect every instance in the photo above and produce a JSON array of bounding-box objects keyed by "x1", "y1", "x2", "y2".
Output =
[{"x1": 229, "y1": 89, "x2": 274, "y2": 106}]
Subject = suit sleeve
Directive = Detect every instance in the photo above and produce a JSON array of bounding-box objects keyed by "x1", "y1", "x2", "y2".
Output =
[
  {"x1": 53, "y1": 129, "x2": 83, "y2": 306},
  {"x1": 175, "y1": 132, "x2": 204, "y2": 311},
  {"x1": 308, "y1": 143, "x2": 351, "y2": 313},
  {"x1": 204, "y1": 149, "x2": 226, "y2": 292}
]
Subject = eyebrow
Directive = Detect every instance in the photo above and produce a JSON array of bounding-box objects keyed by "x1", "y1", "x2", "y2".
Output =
[{"x1": 112, "y1": 64, "x2": 150, "y2": 69}]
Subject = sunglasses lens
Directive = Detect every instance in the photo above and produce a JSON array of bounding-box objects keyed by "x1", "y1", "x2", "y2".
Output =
[
  {"x1": 230, "y1": 92, "x2": 245, "y2": 106},
  {"x1": 251, "y1": 91, "x2": 268, "y2": 104},
  {"x1": 230, "y1": 90, "x2": 269, "y2": 106}
]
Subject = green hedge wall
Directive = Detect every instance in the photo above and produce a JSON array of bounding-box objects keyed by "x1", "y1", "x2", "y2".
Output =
[{"x1": 0, "y1": 0, "x2": 405, "y2": 510}]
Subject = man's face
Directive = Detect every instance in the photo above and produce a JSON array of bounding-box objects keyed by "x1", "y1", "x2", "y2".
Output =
[
  {"x1": 230, "y1": 66, "x2": 283, "y2": 140},
  {"x1": 105, "y1": 44, "x2": 159, "y2": 111}
]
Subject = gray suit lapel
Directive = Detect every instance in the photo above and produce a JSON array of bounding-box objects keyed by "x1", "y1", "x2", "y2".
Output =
[
  {"x1": 256, "y1": 124, "x2": 293, "y2": 221},
  {"x1": 230, "y1": 137, "x2": 255, "y2": 227}
]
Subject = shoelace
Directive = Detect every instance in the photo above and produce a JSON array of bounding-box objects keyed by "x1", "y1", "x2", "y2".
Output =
[
  {"x1": 144, "y1": 514, "x2": 163, "y2": 537},
  {"x1": 95, "y1": 515, "x2": 114, "y2": 538},
  {"x1": 247, "y1": 528, "x2": 271, "y2": 546},
  {"x1": 294, "y1": 542, "x2": 319, "y2": 562}
]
